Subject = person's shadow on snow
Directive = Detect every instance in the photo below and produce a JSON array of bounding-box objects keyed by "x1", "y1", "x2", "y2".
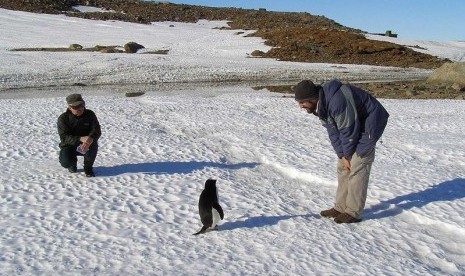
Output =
[
  {"x1": 364, "y1": 178, "x2": 465, "y2": 220},
  {"x1": 220, "y1": 214, "x2": 318, "y2": 231},
  {"x1": 95, "y1": 161, "x2": 260, "y2": 176}
]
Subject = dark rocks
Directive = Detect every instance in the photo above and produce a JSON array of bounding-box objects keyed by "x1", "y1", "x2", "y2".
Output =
[
  {"x1": 69, "y1": 43, "x2": 83, "y2": 50},
  {"x1": 250, "y1": 50, "x2": 266, "y2": 57},
  {"x1": 124, "y1": 42, "x2": 145, "y2": 53},
  {"x1": 125, "y1": 92, "x2": 145, "y2": 97}
]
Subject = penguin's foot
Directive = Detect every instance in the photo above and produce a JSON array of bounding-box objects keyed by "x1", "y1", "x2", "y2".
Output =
[
  {"x1": 193, "y1": 226, "x2": 208, "y2": 235},
  {"x1": 193, "y1": 225, "x2": 220, "y2": 235}
]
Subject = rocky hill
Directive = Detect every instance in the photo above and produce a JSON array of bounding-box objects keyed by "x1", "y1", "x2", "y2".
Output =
[{"x1": 0, "y1": 0, "x2": 449, "y2": 69}]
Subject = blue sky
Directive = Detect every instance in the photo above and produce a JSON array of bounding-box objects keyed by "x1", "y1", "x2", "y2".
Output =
[{"x1": 160, "y1": 0, "x2": 464, "y2": 41}]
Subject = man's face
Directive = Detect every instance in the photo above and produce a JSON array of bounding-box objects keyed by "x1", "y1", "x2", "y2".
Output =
[
  {"x1": 298, "y1": 99, "x2": 318, "y2": 115},
  {"x1": 68, "y1": 103, "x2": 85, "y2": 116}
]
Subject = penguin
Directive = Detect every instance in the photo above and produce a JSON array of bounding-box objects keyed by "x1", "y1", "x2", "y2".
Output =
[{"x1": 193, "y1": 178, "x2": 224, "y2": 235}]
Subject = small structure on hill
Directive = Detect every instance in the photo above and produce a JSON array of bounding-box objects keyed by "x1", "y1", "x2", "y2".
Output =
[
  {"x1": 372, "y1": 30, "x2": 398, "y2": 38},
  {"x1": 385, "y1": 30, "x2": 398, "y2": 38}
]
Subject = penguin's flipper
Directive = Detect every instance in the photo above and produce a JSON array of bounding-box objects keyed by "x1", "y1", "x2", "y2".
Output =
[
  {"x1": 212, "y1": 203, "x2": 224, "y2": 220},
  {"x1": 193, "y1": 225, "x2": 208, "y2": 235}
]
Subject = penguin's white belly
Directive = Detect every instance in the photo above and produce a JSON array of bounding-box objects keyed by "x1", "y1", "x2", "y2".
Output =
[{"x1": 210, "y1": 208, "x2": 221, "y2": 229}]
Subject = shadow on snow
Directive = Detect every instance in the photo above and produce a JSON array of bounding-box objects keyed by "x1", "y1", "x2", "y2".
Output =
[
  {"x1": 220, "y1": 214, "x2": 318, "y2": 231},
  {"x1": 364, "y1": 178, "x2": 465, "y2": 220},
  {"x1": 96, "y1": 161, "x2": 260, "y2": 176}
]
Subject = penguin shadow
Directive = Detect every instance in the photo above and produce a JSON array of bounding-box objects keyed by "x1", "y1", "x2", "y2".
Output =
[
  {"x1": 220, "y1": 213, "x2": 318, "y2": 231},
  {"x1": 364, "y1": 178, "x2": 465, "y2": 220},
  {"x1": 95, "y1": 161, "x2": 260, "y2": 177}
]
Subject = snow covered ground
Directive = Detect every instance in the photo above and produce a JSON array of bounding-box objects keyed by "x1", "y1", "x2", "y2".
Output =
[
  {"x1": 366, "y1": 34, "x2": 465, "y2": 63},
  {"x1": 1, "y1": 7, "x2": 465, "y2": 276}
]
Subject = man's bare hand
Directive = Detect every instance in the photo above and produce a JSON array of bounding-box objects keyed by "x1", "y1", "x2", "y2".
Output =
[
  {"x1": 80, "y1": 136, "x2": 93, "y2": 145},
  {"x1": 342, "y1": 157, "x2": 351, "y2": 172}
]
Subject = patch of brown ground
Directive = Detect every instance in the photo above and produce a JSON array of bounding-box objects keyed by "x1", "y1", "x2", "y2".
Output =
[{"x1": 255, "y1": 80, "x2": 465, "y2": 100}]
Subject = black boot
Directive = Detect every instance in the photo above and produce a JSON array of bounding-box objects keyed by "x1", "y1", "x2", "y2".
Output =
[{"x1": 84, "y1": 166, "x2": 95, "y2": 177}]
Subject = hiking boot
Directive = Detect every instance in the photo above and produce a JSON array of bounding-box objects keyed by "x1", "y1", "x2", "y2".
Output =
[
  {"x1": 320, "y1": 208, "x2": 342, "y2": 218},
  {"x1": 68, "y1": 166, "x2": 77, "y2": 173},
  {"x1": 334, "y1": 213, "x2": 362, "y2": 224},
  {"x1": 84, "y1": 167, "x2": 95, "y2": 177}
]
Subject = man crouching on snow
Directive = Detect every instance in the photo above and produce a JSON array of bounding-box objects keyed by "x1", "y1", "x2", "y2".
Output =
[
  {"x1": 57, "y1": 94, "x2": 101, "y2": 177},
  {"x1": 294, "y1": 79, "x2": 389, "y2": 223}
]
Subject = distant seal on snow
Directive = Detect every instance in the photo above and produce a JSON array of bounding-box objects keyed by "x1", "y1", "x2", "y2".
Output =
[{"x1": 193, "y1": 179, "x2": 224, "y2": 235}]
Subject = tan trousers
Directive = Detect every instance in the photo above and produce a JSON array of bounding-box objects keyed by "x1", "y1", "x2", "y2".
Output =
[{"x1": 334, "y1": 148, "x2": 376, "y2": 219}]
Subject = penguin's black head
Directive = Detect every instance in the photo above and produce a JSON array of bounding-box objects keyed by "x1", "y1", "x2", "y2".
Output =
[{"x1": 205, "y1": 179, "x2": 217, "y2": 190}]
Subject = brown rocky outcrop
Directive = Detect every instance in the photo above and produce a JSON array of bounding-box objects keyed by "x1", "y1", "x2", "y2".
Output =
[{"x1": 427, "y1": 62, "x2": 465, "y2": 86}]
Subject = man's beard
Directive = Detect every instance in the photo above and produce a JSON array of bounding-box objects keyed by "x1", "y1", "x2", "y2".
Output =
[{"x1": 306, "y1": 107, "x2": 318, "y2": 116}]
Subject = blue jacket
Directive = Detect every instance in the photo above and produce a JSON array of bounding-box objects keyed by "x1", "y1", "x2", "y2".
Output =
[{"x1": 317, "y1": 80, "x2": 389, "y2": 159}]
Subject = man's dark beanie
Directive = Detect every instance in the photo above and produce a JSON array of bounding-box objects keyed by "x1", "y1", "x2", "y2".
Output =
[{"x1": 294, "y1": 80, "x2": 319, "y2": 101}]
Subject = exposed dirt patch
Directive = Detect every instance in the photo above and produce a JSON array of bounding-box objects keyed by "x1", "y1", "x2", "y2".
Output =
[{"x1": 255, "y1": 80, "x2": 465, "y2": 100}]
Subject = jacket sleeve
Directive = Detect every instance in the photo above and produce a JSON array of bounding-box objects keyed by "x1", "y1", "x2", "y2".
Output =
[
  {"x1": 57, "y1": 113, "x2": 80, "y2": 146},
  {"x1": 88, "y1": 110, "x2": 101, "y2": 141},
  {"x1": 355, "y1": 99, "x2": 389, "y2": 156},
  {"x1": 322, "y1": 120, "x2": 344, "y2": 158}
]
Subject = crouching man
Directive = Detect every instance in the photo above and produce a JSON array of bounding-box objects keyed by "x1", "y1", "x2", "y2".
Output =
[{"x1": 57, "y1": 94, "x2": 101, "y2": 177}]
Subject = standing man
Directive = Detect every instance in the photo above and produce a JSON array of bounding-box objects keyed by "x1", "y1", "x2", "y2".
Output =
[
  {"x1": 294, "y1": 79, "x2": 389, "y2": 223},
  {"x1": 57, "y1": 94, "x2": 101, "y2": 177}
]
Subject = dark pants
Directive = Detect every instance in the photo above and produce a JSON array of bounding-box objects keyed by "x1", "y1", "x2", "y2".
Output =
[{"x1": 59, "y1": 143, "x2": 98, "y2": 169}]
